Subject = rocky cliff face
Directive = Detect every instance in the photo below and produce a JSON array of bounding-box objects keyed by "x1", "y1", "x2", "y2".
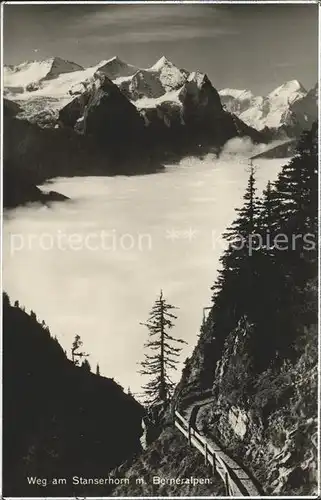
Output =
[
  {"x1": 288, "y1": 83, "x2": 318, "y2": 135},
  {"x1": 59, "y1": 73, "x2": 147, "y2": 158},
  {"x1": 175, "y1": 309, "x2": 318, "y2": 496}
]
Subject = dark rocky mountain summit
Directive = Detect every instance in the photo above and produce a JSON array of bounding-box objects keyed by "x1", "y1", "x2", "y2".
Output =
[{"x1": 59, "y1": 73, "x2": 147, "y2": 160}]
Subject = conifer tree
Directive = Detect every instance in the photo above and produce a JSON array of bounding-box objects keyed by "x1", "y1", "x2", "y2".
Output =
[
  {"x1": 82, "y1": 359, "x2": 91, "y2": 372},
  {"x1": 273, "y1": 122, "x2": 318, "y2": 238},
  {"x1": 223, "y1": 165, "x2": 261, "y2": 244},
  {"x1": 71, "y1": 335, "x2": 89, "y2": 366},
  {"x1": 138, "y1": 291, "x2": 187, "y2": 405},
  {"x1": 210, "y1": 124, "x2": 318, "y2": 369},
  {"x1": 258, "y1": 181, "x2": 281, "y2": 249},
  {"x1": 212, "y1": 166, "x2": 262, "y2": 318},
  {"x1": 269, "y1": 123, "x2": 318, "y2": 292},
  {"x1": 3, "y1": 292, "x2": 10, "y2": 307},
  {"x1": 96, "y1": 363, "x2": 100, "y2": 376}
]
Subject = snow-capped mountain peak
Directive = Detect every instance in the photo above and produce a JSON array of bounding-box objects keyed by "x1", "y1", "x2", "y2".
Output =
[
  {"x1": 267, "y1": 79, "x2": 307, "y2": 104},
  {"x1": 220, "y1": 79, "x2": 313, "y2": 131},
  {"x1": 95, "y1": 56, "x2": 139, "y2": 79},
  {"x1": 4, "y1": 57, "x2": 84, "y2": 90},
  {"x1": 4, "y1": 54, "x2": 316, "y2": 138},
  {"x1": 148, "y1": 56, "x2": 188, "y2": 92},
  {"x1": 150, "y1": 56, "x2": 173, "y2": 71}
]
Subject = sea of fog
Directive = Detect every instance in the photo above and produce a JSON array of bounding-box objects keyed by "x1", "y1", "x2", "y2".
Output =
[{"x1": 3, "y1": 151, "x2": 286, "y2": 395}]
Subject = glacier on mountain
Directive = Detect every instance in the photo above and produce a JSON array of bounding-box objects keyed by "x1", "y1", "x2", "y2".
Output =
[
  {"x1": 4, "y1": 55, "x2": 190, "y2": 125},
  {"x1": 219, "y1": 80, "x2": 313, "y2": 131},
  {"x1": 4, "y1": 57, "x2": 84, "y2": 91}
]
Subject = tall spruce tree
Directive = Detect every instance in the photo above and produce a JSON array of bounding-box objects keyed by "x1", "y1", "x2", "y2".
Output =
[
  {"x1": 268, "y1": 123, "x2": 318, "y2": 295},
  {"x1": 273, "y1": 122, "x2": 318, "y2": 239},
  {"x1": 212, "y1": 166, "x2": 262, "y2": 319},
  {"x1": 139, "y1": 291, "x2": 187, "y2": 405},
  {"x1": 258, "y1": 181, "x2": 281, "y2": 249},
  {"x1": 223, "y1": 165, "x2": 260, "y2": 243}
]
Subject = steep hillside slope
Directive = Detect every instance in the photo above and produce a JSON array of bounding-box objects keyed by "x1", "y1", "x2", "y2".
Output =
[
  {"x1": 3, "y1": 296, "x2": 144, "y2": 497},
  {"x1": 111, "y1": 426, "x2": 225, "y2": 496},
  {"x1": 175, "y1": 125, "x2": 318, "y2": 496}
]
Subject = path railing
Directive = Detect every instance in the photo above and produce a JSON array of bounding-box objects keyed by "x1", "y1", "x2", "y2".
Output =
[{"x1": 174, "y1": 409, "x2": 260, "y2": 496}]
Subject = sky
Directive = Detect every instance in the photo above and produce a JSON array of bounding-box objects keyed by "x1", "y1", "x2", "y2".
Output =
[{"x1": 3, "y1": 3, "x2": 319, "y2": 95}]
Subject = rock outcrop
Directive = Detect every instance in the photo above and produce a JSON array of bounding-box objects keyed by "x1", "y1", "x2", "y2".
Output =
[
  {"x1": 3, "y1": 163, "x2": 69, "y2": 208},
  {"x1": 3, "y1": 98, "x2": 22, "y2": 117}
]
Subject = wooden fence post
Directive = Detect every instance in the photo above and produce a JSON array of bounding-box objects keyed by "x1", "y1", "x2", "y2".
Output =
[
  {"x1": 212, "y1": 452, "x2": 216, "y2": 474},
  {"x1": 204, "y1": 442, "x2": 208, "y2": 465},
  {"x1": 225, "y1": 472, "x2": 229, "y2": 496}
]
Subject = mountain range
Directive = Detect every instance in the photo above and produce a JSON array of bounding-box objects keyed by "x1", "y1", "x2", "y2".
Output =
[
  {"x1": 3, "y1": 55, "x2": 317, "y2": 207},
  {"x1": 220, "y1": 80, "x2": 318, "y2": 135},
  {"x1": 4, "y1": 55, "x2": 317, "y2": 137}
]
